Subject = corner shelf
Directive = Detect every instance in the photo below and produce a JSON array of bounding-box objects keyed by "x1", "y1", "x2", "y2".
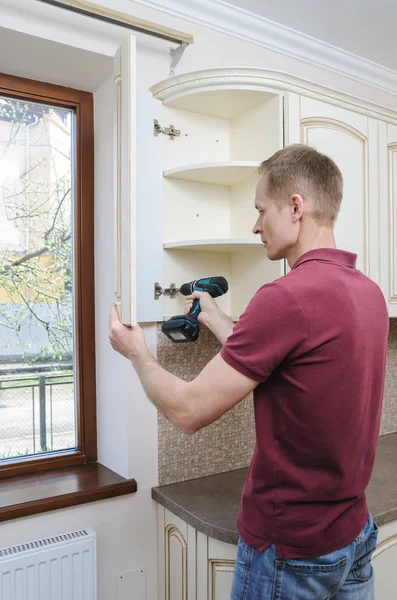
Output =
[
  {"x1": 163, "y1": 238, "x2": 263, "y2": 252},
  {"x1": 163, "y1": 161, "x2": 259, "y2": 186},
  {"x1": 161, "y1": 89, "x2": 276, "y2": 120}
]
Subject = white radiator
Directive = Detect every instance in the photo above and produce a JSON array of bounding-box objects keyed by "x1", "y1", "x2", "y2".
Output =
[{"x1": 0, "y1": 528, "x2": 97, "y2": 600}]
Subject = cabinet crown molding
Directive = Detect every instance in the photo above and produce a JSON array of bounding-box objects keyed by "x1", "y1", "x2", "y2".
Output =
[
  {"x1": 150, "y1": 67, "x2": 397, "y2": 125},
  {"x1": 134, "y1": 0, "x2": 397, "y2": 97}
]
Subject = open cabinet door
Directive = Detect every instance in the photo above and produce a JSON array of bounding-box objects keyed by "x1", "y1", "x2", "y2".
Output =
[
  {"x1": 114, "y1": 35, "x2": 137, "y2": 325},
  {"x1": 113, "y1": 35, "x2": 163, "y2": 325}
]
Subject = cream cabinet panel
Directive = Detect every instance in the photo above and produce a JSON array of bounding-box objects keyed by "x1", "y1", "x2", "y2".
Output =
[
  {"x1": 208, "y1": 561, "x2": 235, "y2": 600},
  {"x1": 168, "y1": 530, "x2": 187, "y2": 600},
  {"x1": 372, "y1": 520, "x2": 397, "y2": 599},
  {"x1": 162, "y1": 509, "x2": 189, "y2": 600},
  {"x1": 113, "y1": 35, "x2": 137, "y2": 325},
  {"x1": 208, "y1": 538, "x2": 237, "y2": 600},
  {"x1": 229, "y1": 95, "x2": 283, "y2": 162},
  {"x1": 208, "y1": 538, "x2": 238, "y2": 560},
  {"x1": 196, "y1": 530, "x2": 209, "y2": 600},
  {"x1": 160, "y1": 92, "x2": 283, "y2": 168},
  {"x1": 386, "y1": 125, "x2": 397, "y2": 316},
  {"x1": 135, "y1": 91, "x2": 163, "y2": 323},
  {"x1": 286, "y1": 94, "x2": 382, "y2": 284},
  {"x1": 158, "y1": 506, "x2": 237, "y2": 600},
  {"x1": 112, "y1": 36, "x2": 163, "y2": 325}
]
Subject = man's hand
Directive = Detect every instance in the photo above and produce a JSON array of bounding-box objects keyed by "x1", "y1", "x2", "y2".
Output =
[
  {"x1": 184, "y1": 291, "x2": 219, "y2": 327},
  {"x1": 184, "y1": 292, "x2": 235, "y2": 344},
  {"x1": 108, "y1": 304, "x2": 147, "y2": 362}
]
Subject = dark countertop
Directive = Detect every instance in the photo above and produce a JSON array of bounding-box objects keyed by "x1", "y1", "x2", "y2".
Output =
[{"x1": 152, "y1": 432, "x2": 397, "y2": 545}]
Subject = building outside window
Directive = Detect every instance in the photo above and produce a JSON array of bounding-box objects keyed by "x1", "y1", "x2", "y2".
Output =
[{"x1": 0, "y1": 75, "x2": 96, "y2": 475}]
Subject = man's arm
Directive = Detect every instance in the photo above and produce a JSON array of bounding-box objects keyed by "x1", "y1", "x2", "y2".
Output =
[
  {"x1": 203, "y1": 307, "x2": 235, "y2": 345},
  {"x1": 133, "y1": 349, "x2": 258, "y2": 433},
  {"x1": 109, "y1": 305, "x2": 258, "y2": 433}
]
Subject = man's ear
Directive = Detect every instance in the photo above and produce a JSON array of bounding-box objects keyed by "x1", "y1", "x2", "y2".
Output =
[{"x1": 291, "y1": 194, "x2": 304, "y2": 220}]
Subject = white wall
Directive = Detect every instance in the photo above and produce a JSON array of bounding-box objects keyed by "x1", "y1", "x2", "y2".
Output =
[
  {"x1": 0, "y1": 497, "x2": 145, "y2": 599},
  {"x1": 1, "y1": 1, "x2": 397, "y2": 599}
]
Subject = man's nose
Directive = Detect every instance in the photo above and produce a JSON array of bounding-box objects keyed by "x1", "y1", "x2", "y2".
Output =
[{"x1": 253, "y1": 221, "x2": 261, "y2": 234}]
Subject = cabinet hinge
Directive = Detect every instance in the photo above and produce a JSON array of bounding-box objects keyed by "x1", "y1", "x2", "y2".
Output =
[
  {"x1": 154, "y1": 120, "x2": 181, "y2": 140},
  {"x1": 155, "y1": 282, "x2": 180, "y2": 299}
]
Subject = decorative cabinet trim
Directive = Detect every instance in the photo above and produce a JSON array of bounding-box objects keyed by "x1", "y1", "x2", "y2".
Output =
[
  {"x1": 112, "y1": 35, "x2": 138, "y2": 325},
  {"x1": 136, "y1": 0, "x2": 397, "y2": 95},
  {"x1": 209, "y1": 560, "x2": 236, "y2": 600},
  {"x1": 300, "y1": 117, "x2": 369, "y2": 275},
  {"x1": 114, "y1": 74, "x2": 122, "y2": 301},
  {"x1": 388, "y1": 143, "x2": 397, "y2": 305},
  {"x1": 50, "y1": 0, "x2": 193, "y2": 44},
  {"x1": 301, "y1": 117, "x2": 368, "y2": 143},
  {"x1": 165, "y1": 525, "x2": 188, "y2": 600},
  {"x1": 150, "y1": 68, "x2": 397, "y2": 125},
  {"x1": 372, "y1": 533, "x2": 397, "y2": 559}
]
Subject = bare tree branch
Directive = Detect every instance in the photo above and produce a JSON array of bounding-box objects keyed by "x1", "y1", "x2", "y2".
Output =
[
  {"x1": 0, "y1": 99, "x2": 73, "y2": 361},
  {"x1": 44, "y1": 187, "x2": 71, "y2": 243}
]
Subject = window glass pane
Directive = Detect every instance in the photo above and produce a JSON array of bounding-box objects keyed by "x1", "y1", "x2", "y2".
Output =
[{"x1": 0, "y1": 96, "x2": 77, "y2": 459}]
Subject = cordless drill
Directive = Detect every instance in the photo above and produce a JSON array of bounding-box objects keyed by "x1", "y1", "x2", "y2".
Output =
[{"x1": 161, "y1": 276, "x2": 229, "y2": 342}]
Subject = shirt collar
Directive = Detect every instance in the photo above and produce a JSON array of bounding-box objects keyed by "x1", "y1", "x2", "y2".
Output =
[{"x1": 291, "y1": 248, "x2": 357, "y2": 270}]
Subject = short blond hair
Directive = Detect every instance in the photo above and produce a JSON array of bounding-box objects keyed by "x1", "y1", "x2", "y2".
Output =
[{"x1": 258, "y1": 144, "x2": 343, "y2": 225}]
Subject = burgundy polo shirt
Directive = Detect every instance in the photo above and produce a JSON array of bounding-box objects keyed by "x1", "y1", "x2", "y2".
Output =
[{"x1": 220, "y1": 248, "x2": 389, "y2": 559}]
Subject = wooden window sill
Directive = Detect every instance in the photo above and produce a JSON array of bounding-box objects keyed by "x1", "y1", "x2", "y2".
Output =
[{"x1": 0, "y1": 463, "x2": 137, "y2": 522}]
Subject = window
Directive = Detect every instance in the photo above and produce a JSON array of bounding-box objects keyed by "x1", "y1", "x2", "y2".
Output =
[{"x1": 0, "y1": 73, "x2": 96, "y2": 477}]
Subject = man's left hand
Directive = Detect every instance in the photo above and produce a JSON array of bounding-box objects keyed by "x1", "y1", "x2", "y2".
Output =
[{"x1": 109, "y1": 304, "x2": 147, "y2": 362}]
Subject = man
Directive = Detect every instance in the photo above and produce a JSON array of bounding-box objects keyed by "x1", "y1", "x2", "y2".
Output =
[{"x1": 109, "y1": 144, "x2": 389, "y2": 599}]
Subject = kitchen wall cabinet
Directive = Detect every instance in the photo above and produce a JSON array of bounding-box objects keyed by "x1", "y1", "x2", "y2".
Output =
[
  {"x1": 286, "y1": 93, "x2": 382, "y2": 282},
  {"x1": 113, "y1": 63, "x2": 397, "y2": 324},
  {"x1": 385, "y1": 125, "x2": 397, "y2": 316},
  {"x1": 286, "y1": 94, "x2": 397, "y2": 315},
  {"x1": 156, "y1": 88, "x2": 285, "y2": 321},
  {"x1": 114, "y1": 47, "x2": 286, "y2": 325},
  {"x1": 157, "y1": 504, "x2": 395, "y2": 600}
]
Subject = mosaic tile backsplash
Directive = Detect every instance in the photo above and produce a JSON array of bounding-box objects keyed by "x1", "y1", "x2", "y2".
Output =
[
  {"x1": 157, "y1": 319, "x2": 397, "y2": 486},
  {"x1": 380, "y1": 318, "x2": 397, "y2": 436}
]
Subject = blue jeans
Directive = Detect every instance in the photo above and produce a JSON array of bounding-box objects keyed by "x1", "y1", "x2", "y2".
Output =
[{"x1": 231, "y1": 513, "x2": 378, "y2": 600}]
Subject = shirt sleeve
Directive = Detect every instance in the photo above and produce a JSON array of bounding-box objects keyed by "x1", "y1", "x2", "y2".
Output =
[{"x1": 220, "y1": 281, "x2": 309, "y2": 382}]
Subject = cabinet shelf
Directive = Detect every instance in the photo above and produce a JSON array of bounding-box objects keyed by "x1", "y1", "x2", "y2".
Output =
[
  {"x1": 163, "y1": 238, "x2": 263, "y2": 252},
  {"x1": 163, "y1": 89, "x2": 276, "y2": 120},
  {"x1": 163, "y1": 161, "x2": 259, "y2": 186}
]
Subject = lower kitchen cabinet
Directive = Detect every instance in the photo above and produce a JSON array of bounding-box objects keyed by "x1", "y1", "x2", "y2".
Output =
[
  {"x1": 157, "y1": 505, "x2": 237, "y2": 600},
  {"x1": 157, "y1": 505, "x2": 397, "y2": 600},
  {"x1": 372, "y1": 518, "x2": 397, "y2": 599}
]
